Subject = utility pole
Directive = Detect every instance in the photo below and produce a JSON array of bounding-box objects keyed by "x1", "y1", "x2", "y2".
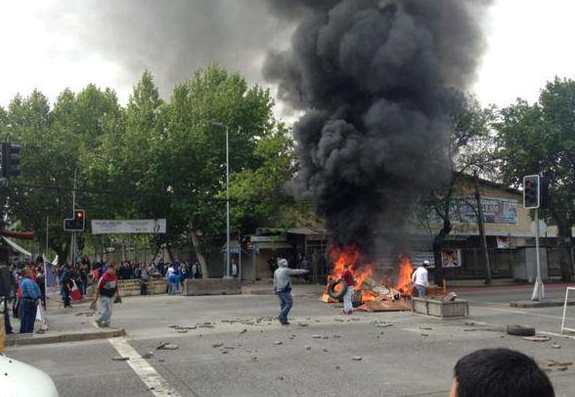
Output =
[{"x1": 474, "y1": 170, "x2": 492, "y2": 285}]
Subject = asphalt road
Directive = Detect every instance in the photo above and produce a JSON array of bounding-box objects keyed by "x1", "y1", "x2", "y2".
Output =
[{"x1": 5, "y1": 285, "x2": 575, "y2": 397}]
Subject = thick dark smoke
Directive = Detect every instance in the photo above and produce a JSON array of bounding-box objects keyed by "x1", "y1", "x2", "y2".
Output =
[
  {"x1": 263, "y1": 0, "x2": 492, "y2": 256},
  {"x1": 39, "y1": 0, "x2": 291, "y2": 98}
]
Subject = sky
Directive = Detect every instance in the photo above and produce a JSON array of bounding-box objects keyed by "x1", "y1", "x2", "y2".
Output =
[{"x1": 0, "y1": 0, "x2": 574, "y2": 114}]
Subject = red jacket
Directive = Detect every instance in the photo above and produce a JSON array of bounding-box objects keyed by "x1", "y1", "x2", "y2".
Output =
[{"x1": 342, "y1": 269, "x2": 354, "y2": 287}]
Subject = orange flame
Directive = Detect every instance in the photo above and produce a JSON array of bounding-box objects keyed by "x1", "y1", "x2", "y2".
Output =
[{"x1": 326, "y1": 246, "x2": 415, "y2": 303}]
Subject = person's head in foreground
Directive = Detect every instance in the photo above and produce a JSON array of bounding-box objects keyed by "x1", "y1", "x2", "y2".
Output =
[{"x1": 450, "y1": 348, "x2": 555, "y2": 397}]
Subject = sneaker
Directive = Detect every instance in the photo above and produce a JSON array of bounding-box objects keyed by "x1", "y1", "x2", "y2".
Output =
[{"x1": 92, "y1": 320, "x2": 101, "y2": 328}]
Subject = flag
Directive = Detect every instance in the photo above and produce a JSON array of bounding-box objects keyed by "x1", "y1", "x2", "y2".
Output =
[{"x1": 70, "y1": 280, "x2": 82, "y2": 301}]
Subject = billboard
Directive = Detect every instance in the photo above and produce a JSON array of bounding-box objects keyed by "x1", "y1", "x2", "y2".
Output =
[{"x1": 91, "y1": 219, "x2": 166, "y2": 235}]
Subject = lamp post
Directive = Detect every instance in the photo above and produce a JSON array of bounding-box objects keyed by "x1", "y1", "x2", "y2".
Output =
[{"x1": 211, "y1": 121, "x2": 230, "y2": 277}]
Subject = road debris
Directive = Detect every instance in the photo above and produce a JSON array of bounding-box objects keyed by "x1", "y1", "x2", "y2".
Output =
[
  {"x1": 156, "y1": 343, "x2": 179, "y2": 350},
  {"x1": 352, "y1": 356, "x2": 362, "y2": 361},
  {"x1": 112, "y1": 356, "x2": 130, "y2": 361},
  {"x1": 522, "y1": 336, "x2": 551, "y2": 342}
]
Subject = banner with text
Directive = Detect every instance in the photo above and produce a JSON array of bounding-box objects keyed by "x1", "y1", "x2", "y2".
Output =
[{"x1": 91, "y1": 219, "x2": 166, "y2": 235}]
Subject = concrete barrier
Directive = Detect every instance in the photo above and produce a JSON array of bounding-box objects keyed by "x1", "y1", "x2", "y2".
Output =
[
  {"x1": 183, "y1": 278, "x2": 242, "y2": 296},
  {"x1": 117, "y1": 279, "x2": 167, "y2": 296}
]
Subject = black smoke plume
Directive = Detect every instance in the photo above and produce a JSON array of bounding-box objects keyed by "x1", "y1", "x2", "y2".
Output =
[{"x1": 263, "y1": 0, "x2": 492, "y2": 256}]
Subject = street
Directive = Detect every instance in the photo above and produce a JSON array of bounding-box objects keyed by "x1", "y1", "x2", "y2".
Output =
[{"x1": 5, "y1": 284, "x2": 575, "y2": 397}]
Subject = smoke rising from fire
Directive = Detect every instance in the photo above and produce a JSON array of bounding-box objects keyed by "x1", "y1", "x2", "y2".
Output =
[
  {"x1": 39, "y1": 0, "x2": 292, "y2": 97},
  {"x1": 263, "y1": 0, "x2": 492, "y2": 256}
]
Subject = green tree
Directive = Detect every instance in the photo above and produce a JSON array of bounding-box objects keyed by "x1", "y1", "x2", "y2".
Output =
[
  {"x1": 162, "y1": 65, "x2": 275, "y2": 276},
  {"x1": 494, "y1": 77, "x2": 575, "y2": 281},
  {"x1": 418, "y1": 92, "x2": 495, "y2": 284},
  {"x1": 1, "y1": 85, "x2": 123, "y2": 263},
  {"x1": 224, "y1": 122, "x2": 297, "y2": 229}
]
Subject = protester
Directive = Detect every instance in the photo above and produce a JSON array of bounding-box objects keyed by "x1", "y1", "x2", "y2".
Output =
[
  {"x1": 450, "y1": 348, "x2": 555, "y2": 397},
  {"x1": 92, "y1": 264, "x2": 119, "y2": 328},
  {"x1": 18, "y1": 268, "x2": 41, "y2": 334},
  {"x1": 273, "y1": 258, "x2": 308, "y2": 325},
  {"x1": 338, "y1": 263, "x2": 355, "y2": 315},
  {"x1": 411, "y1": 260, "x2": 429, "y2": 297}
]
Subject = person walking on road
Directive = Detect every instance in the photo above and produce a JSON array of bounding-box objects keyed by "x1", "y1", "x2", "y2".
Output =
[
  {"x1": 18, "y1": 268, "x2": 41, "y2": 334},
  {"x1": 339, "y1": 263, "x2": 355, "y2": 315},
  {"x1": 92, "y1": 264, "x2": 119, "y2": 328},
  {"x1": 450, "y1": 348, "x2": 555, "y2": 397},
  {"x1": 273, "y1": 258, "x2": 308, "y2": 325},
  {"x1": 411, "y1": 260, "x2": 429, "y2": 297}
]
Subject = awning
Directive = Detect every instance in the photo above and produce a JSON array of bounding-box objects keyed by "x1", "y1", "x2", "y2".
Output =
[
  {"x1": 252, "y1": 241, "x2": 293, "y2": 250},
  {"x1": 2, "y1": 236, "x2": 32, "y2": 257}
]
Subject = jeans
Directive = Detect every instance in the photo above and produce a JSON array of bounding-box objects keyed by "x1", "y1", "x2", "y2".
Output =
[
  {"x1": 343, "y1": 286, "x2": 355, "y2": 312},
  {"x1": 19, "y1": 299, "x2": 37, "y2": 333},
  {"x1": 97, "y1": 296, "x2": 113, "y2": 326},
  {"x1": 416, "y1": 285, "x2": 426, "y2": 297},
  {"x1": 277, "y1": 291, "x2": 293, "y2": 322}
]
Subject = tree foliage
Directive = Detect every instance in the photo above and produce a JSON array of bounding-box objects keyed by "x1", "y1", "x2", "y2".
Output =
[
  {"x1": 494, "y1": 77, "x2": 575, "y2": 280},
  {"x1": 0, "y1": 65, "x2": 291, "y2": 273}
]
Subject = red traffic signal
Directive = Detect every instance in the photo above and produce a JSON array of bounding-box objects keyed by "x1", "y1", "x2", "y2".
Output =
[
  {"x1": 523, "y1": 175, "x2": 540, "y2": 209},
  {"x1": 64, "y1": 209, "x2": 86, "y2": 231}
]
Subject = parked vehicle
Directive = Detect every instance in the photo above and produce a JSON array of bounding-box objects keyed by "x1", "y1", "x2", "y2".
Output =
[{"x1": 1, "y1": 314, "x2": 60, "y2": 397}]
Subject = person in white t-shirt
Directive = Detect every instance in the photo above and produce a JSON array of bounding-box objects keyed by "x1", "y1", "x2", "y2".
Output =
[{"x1": 411, "y1": 260, "x2": 430, "y2": 297}]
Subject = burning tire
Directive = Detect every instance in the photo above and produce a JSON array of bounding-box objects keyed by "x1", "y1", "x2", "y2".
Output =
[{"x1": 327, "y1": 279, "x2": 347, "y2": 301}]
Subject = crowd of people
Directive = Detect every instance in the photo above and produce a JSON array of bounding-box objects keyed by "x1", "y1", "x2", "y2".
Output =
[{"x1": 1, "y1": 255, "x2": 204, "y2": 334}]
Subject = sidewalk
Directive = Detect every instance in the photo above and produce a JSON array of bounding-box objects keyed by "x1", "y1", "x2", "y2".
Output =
[{"x1": 4, "y1": 296, "x2": 125, "y2": 348}]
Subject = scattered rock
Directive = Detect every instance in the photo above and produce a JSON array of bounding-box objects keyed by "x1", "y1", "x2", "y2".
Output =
[
  {"x1": 298, "y1": 323, "x2": 309, "y2": 327},
  {"x1": 335, "y1": 318, "x2": 344, "y2": 322},
  {"x1": 323, "y1": 349, "x2": 328, "y2": 352},
  {"x1": 176, "y1": 329, "x2": 188, "y2": 333},
  {"x1": 158, "y1": 358, "x2": 165, "y2": 363},
  {"x1": 305, "y1": 346, "x2": 311, "y2": 350},
  {"x1": 240, "y1": 329, "x2": 248, "y2": 334},
  {"x1": 335, "y1": 366, "x2": 340, "y2": 370},
  {"x1": 158, "y1": 343, "x2": 179, "y2": 350},
  {"x1": 112, "y1": 356, "x2": 130, "y2": 361},
  {"x1": 251, "y1": 356, "x2": 258, "y2": 361},
  {"x1": 352, "y1": 356, "x2": 362, "y2": 361},
  {"x1": 419, "y1": 326, "x2": 433, "y2": 330},
  {"x1": 333, "y1": 335, "x2": 341, "y2": 338},
  {"x1": 156, "y1": 342, "x2": 168, "y2": 350},
  {"x1": 141, "y1": 352, "x2": 154, "y2": 359},
  {"x1": 222, "y1": 351, "x2": 229, "y2": 354},
  {"x1": 212, "y1": 343, "x2": 224, "y2": 348},
  {"x1": 276, "y1": 376, "x2": 284, "y2": 380},
  {"x1": 275, "y1": 341, "x2": 283, "y2": 345},
  {"x1": 312, "y1": 335, "x2": 322, "y2": 339},
  {"x1": 551, "y1": 343, "x2": 561, "y2": 349}
]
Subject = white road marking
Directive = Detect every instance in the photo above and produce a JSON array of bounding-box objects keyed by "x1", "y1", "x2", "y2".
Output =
[{"x1": 109, "y1": 337, "x2": 183, "y2": 397}]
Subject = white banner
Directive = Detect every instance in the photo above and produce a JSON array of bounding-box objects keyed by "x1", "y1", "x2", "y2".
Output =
[{"x1": 91, "y1": 219, "x2": 166, "y2": 235}]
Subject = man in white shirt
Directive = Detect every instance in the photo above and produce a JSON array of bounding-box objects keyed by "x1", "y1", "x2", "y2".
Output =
[{"x1": 411, "y1": 260, "x2": 430, "y2": 297}]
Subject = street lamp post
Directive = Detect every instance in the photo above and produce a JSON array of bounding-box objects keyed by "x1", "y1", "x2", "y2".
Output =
[{"x1": 211, "y1": 121, "x2": 230, "y2": 277}]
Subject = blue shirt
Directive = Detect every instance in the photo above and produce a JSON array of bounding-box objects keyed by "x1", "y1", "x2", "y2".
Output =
[{"x1": 20, "y1": 277, "x2": 41, "y2": 300}]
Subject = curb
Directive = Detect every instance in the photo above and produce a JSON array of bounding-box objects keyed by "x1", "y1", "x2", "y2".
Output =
[
  {"x1": 510, "y1": 300, "x2": 575, "y2": 308},
  {"x1": 4, "y1": 328, "x2": 126, "y2": 347}
]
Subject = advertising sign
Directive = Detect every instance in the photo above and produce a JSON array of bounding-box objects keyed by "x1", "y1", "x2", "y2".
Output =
[{"x1": 91, "y1": 219, "x2": 166, "y2": 235}]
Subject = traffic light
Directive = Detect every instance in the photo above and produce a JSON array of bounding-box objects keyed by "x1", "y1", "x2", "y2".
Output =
[
  {"x1": 64, "y1": 209, "x2": 86, "y2": 231},
  {"x1": 523, "y1": 175, "x2": 540, "y2": 209},
  {"x1": 1, "y1": 142, "x2": 22, "y2": 179}
]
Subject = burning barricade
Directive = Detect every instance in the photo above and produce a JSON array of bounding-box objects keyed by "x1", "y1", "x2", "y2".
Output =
[{"x1": 320, "y1": 246, "x2": 446, "y2": 312}]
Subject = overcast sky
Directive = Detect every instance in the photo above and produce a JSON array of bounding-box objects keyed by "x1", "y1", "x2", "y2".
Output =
[{"x1": 0, "y1": 0, "x2": 573, "y2": 114}]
